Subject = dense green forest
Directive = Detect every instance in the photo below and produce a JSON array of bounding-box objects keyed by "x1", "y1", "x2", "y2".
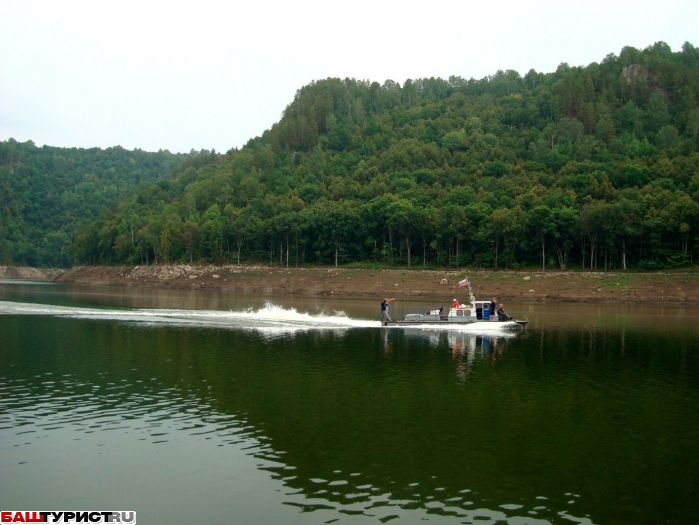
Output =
[
  {"x1": 22, "y1": 42, "x2": 699, "y2": 269},
  {"x1": 0, "y1": 140, "x2": 191, "y2": 266}
]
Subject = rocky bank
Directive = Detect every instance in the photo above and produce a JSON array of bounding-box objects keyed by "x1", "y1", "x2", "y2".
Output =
[{"x1": 44, "y1": 264, "x2": 699, "y2": 304}]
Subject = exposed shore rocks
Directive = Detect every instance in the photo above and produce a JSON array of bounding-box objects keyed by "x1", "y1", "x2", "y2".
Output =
[
  {"x1": 0, "y1": 266, "x2": 65, "y2": 280},
  {"x1": 37, "y1": 264, "x2": 699, "y2": 304}
]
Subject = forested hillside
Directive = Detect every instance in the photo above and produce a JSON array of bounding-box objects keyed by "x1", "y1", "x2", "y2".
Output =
[
  {"x1": 0, "y1": 140, "x2": 190, "y2": 266},
  {"x1": 72, "y1": 42, "x2": 699, "y2": 270}
]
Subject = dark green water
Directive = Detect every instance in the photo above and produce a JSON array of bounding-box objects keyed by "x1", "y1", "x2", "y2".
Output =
[{"x1": 1, "y1": 282, "x2": 697, "y2": 524}]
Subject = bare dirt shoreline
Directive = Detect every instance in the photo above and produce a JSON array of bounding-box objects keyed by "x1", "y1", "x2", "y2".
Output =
[
  {"x1": 6, "y1": 264, "x2": 687, "y2": 304},
  {"x1": 0, "y1": 266, "x2": 65, "y2": 280}
]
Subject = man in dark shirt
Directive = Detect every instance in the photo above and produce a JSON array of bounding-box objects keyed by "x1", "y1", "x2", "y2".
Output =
[{"x1": 381, "y1": 297, "x2": 395, "y2": 323}]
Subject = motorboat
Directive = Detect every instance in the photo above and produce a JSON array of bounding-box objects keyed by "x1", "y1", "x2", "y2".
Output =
[{"x1": 383, "y1": 279, "x2": 528, "y2": 329}]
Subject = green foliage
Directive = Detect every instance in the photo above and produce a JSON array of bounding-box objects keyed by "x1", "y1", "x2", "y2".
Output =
[
  {"x1": 0, "y1": 139, "x2": 190, "y2": 266},
  {"x1": 17, "y1": 42, "x2": 699, "y2": 270}
]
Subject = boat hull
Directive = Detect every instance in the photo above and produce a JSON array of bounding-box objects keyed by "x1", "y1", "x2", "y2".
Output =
[{"x1": 384, "y1": 319, "x2": 527, "y2": 329}]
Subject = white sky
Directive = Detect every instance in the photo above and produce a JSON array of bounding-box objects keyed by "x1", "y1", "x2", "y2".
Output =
[{"x1": 1, "y1": 0, "x2": 697, "y2": 153}]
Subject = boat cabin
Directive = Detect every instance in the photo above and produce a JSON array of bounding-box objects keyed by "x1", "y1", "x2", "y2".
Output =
[{"x1": 447, "y1": 300, "x2": 493, "y2": 322}]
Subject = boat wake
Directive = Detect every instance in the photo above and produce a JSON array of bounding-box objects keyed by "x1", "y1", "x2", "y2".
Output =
[
  {"x1": 0, "y1": 300, "x2": 521, "y2": 335},
  {"x1": 0, "y1": 300, "x2": 378, "y2": 332}
]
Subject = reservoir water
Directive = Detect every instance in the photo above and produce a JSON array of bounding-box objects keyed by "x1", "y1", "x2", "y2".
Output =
[{"x1": 1, "y1": 281, "x2": 697, "y2": 524}]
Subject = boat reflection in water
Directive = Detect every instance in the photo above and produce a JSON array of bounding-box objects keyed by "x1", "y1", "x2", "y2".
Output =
[{"x1": 400, "y1": 328, "x2": 520, "y2": 379}]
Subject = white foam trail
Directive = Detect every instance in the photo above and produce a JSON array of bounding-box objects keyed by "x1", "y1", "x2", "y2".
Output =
[
  {"x1": 395, "y1": 321, "x2": 522, "y2": 334},
  {"x1": 0, "y1": 300, "x2": 380, "y2": 333}
]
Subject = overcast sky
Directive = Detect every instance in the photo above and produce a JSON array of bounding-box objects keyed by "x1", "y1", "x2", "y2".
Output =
[{"x1": 1, "y1": 0, "x2": 697, "y2": 154}]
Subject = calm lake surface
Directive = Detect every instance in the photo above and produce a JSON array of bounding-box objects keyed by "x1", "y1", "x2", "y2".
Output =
[{"x1": 1, "y1": 281, "x2": 697, "y2": 524}]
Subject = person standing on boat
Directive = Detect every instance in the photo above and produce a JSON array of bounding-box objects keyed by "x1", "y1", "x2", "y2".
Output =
[
  {"x1": 452, "y1": 298, "x2": 460, "y2": 308},
  {"x1": 381, "y1": 297, "x2": 395, "y2": 323},
  {"x1": 490, "y1": 297, "x2": 497, "y2": 321}
]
